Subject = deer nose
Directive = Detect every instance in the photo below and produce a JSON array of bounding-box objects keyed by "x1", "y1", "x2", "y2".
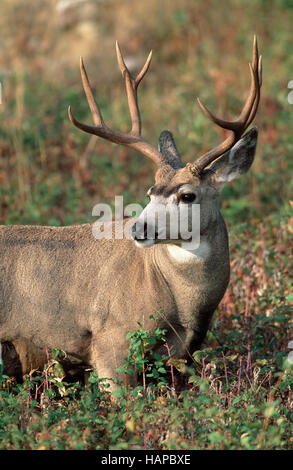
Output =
[
  {"x1": 131, "y1": 222, "x2": 148, "y2": 240},
  {"x1": 131, "y1": 222, "x2": 159, "y2": 241}
]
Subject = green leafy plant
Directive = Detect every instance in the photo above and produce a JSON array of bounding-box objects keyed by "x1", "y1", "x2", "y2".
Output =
[{"x1": 117, "y1": 313, "x2": 169, "y2": 395}]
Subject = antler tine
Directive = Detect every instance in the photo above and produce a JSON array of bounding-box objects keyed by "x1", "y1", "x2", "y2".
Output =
[
  {"x1": 68, "y1": 44, "x2": 168, "y2": 168},
  {"x1": 79, "y1": 57, "x2": 104, "y2": 126},
  {"x1": 233, "y1": 35, "x2": 260, "y2": 130},
  {"x1": 244, "y1": 36, "x2": 261, "y2": 128},
  {"x1": 197, "y1": 98, "x2": 240, "y2": 131},
  {"x1": 135, "y1": 50, "x2": 153, "y2": 86},
  {"x1": 258, "y1": 54, "x2": 262, "y2": 87},
  {"x1": 189, "y1": 37, "x2": 261, "y2": 175},
  {"x1": 246, "y1": 55, "x2": 262, "y2": 128},
  {"x1": 197, "y1": 59, "x2": 257, "y2": 134},
  {"x1": 116, "y1": 41, "x2": 152, "y2": 136}
]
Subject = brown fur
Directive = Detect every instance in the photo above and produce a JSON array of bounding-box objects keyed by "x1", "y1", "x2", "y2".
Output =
[{"x1": 0, "y1": 206, "x2": 228, "y2": 384}]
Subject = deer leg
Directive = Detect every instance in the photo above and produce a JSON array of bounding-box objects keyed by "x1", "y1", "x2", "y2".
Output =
[
  {"x1": 2, "y1": 339, "x2": 47, "y2": 381},
  {"x1": 90, "y1": 333, "x2": 137, "y2": 391}
]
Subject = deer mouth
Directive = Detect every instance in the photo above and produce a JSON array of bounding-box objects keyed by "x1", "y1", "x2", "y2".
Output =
[{"x1": 134, "y1": 238, "x2": 156, "y2": 248}]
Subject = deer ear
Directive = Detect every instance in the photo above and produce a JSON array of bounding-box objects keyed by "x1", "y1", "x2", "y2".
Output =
[
  {"x1": 158, "y1": 130, "x2": 184, "y2": 170},
  {"x1": 207, "y1": 127, "x2": 258, "y2": 187}
]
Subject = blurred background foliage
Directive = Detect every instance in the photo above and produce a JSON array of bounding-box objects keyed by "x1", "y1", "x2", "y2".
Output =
[{"x1": 0, "y1": 0, "x2": 292, "y2": 228}]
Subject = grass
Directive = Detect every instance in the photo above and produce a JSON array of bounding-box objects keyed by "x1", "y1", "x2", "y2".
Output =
[{"x1": 0, "y1": 0, "x2": 292, "y2": 450}]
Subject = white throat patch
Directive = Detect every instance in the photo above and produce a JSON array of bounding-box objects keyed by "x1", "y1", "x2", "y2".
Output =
[{"x1": 167, "y1": 241, "x2": 211, "y2": 263}]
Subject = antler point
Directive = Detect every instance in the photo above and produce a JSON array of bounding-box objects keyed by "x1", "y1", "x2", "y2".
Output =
[
  {"x1": 68, "y1": 105, "x2": 74, "y2": 122},
  {"x1": 196, "y1": 97, "x2": 206, "y2": 112}
]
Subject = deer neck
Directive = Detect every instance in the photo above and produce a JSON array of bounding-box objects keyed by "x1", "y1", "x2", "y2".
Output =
[
  {"x1": 166, "y1": 240, "x2": 212, "y2": 263},
  {"x1": 151, "y1": 213, "x2": 230, "y2": 319}
]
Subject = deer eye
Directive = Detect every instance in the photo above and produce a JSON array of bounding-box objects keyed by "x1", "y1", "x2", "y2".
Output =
[{"x1": 179, "y1": 193, "x2": 196, "y2": 203}]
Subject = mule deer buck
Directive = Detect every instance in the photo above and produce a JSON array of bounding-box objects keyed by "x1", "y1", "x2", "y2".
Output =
[{"x1": 1, "y1": 38, "x2": 261, "y2": 385}]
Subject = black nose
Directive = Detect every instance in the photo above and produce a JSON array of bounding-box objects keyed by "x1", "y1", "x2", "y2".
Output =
[
  {"x1": 131, "y1": 222, "x2": 148, "y2": 240},
  {"x1": 131, "y1": 222, "x2": 159, "y2": 241}
]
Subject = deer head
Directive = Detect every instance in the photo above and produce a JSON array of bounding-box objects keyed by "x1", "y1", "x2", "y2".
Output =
[{"x1": 69, "y1": 38, "x2": 262, "y2": 250}]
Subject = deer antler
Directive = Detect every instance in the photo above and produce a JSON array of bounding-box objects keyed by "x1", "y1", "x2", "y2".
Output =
[
  {"x1": 187, "y1": 36, "x2": 262, "y2": 176},
  {"x1": 68, "y1": 41, "x2": 168, "y2": 168}
]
